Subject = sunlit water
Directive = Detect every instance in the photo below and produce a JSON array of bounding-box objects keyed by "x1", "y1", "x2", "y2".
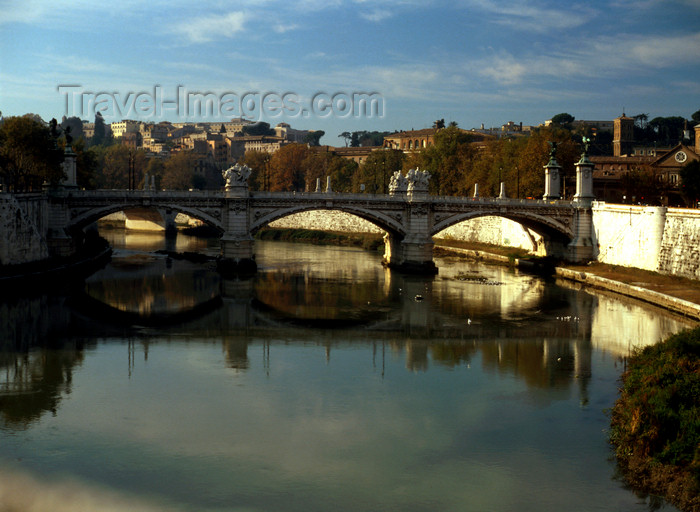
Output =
[{"x1": 0, "y1": 229, "x2": 694, "y2": 512}]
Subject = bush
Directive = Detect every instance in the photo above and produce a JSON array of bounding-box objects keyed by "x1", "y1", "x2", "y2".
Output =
[{"x1": 610, "y1": 327, "x2": 700, "y2": 510}]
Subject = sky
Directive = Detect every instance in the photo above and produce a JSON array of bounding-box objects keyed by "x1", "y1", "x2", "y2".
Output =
[{"x1": 1, "y1": 0, "x2": 699, "y2": 144}]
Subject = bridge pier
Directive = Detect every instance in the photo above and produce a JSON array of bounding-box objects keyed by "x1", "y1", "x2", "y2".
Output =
[
  {"x1": 382, "y1": 233, "x2": 437, "y2": 274},
  {"x1": 382, "y1": 172, "x2": 439, "y2": 274}
]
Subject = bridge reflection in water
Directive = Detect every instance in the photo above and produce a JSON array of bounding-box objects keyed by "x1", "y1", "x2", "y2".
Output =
[{"x1": 0, "y1": 241, "x2": 690, "y2": 432}]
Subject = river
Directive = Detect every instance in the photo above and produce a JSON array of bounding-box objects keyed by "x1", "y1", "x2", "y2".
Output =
[{"x1": 0, "y1": 229, "x2": 693, "y2": 512}]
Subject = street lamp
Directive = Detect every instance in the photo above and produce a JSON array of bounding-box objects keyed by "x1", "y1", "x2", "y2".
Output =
[{"x1": 128, "y1": 150, "x2": 135, "y2": 191}]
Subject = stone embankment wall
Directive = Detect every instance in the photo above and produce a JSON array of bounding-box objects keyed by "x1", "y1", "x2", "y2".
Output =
[
  {"x1": 0, "y1": 194, "x2": 49, "y2": 265},
  {"x1": 268, "y1": 210, "x2": 540, "y2": 251},
  {"x1": 591, "y1": 202, "x2": 700, "y2": 280}
]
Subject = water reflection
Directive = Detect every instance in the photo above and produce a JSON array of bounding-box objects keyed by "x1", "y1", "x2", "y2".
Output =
[{"x1": 0, "y1": 234, "x2": 693, "y2": 512}]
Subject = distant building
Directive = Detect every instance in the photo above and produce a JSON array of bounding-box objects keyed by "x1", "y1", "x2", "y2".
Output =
[
  {"x1": 120, "y1": 132, "x2": 141, "y2": 149},
  {"x1": 383, "y1": 128, "x2": 437, "y2": 151},
  {"x1": 274, "y1": 123, "x2": 312, "y2": 143},
  {"x1": 613, "y1": 114, "x2": 635, "y2": 157},
  {"x1": 592, "y1": 122, "x2": 700, "y2": 205},
  {"x1": 312, "y1": 145, "x2": 378, "y2": 165},
  {"x1": 111, "y1": 120, "x2": 140, "y2": 138}
]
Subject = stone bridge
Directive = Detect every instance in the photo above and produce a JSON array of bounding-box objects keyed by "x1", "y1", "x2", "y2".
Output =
[{"x1": 38, "y1": 146, "x2": 597, "y2": 273}]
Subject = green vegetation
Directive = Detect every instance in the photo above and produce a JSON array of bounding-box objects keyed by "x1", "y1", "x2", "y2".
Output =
[
  {"x1": 255, "y1": 227, "x2": 384, "y2": 252},
  {"x1": 610, "y1": 327, "x2": 700, "y2": 511}
]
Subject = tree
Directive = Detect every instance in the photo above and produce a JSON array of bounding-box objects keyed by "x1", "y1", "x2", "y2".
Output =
[
  {"x1": 355, "y1": 149, "x2": 404, "y2": 193},
  {"x1": 550, "y1": 113, "x2": 575, "y2": 129},
  {"x1": 303, "y1": 130, "x2": 324, "y2": 147},
  {"x1": 692, "y1": 109, "x2": 700, "y2": 125},
  {"x1": 649, "y1": 116, "x2": 687, "y2": 145},
  {"x1": 240, "y1": 150, "x2": 271, "y2": 191},
  {"x1": 407, "y1": 125, "x2": 473, "y2": 195},
  {"x1": 144, "y1": 157, "x2": 165, "y2": 191},
  {"x1": 327, "y1": 155, "x2": 357, "y2": 193},
  {"x1": 161, "y1": 151, "x2": 197, "y2": 190},
  {"x1": 680, "y1": 160, "x2": 700, "y2": 207},
  {"x1": 98, "y1": 145, "x2": 146, "y2": 189},
  {"x1": 0, "y1": 115, "x2": 64, "y2": 191},
  {"x1": 268, "y1": 143, "x2": 308, "y2": 191},
  {"x1": 242, "y1": 122, "x2": 275, "y2": 136},
  {"x1": 60, "y1": 116, "x2": 84, "y2": 141},
  {"x1": 71, "y1": 136, "x2": 100, "y2": 189},
  {"x1": 338, "y1": 132, "x2": 351, "y2": 147},
  {"x1": 92, "y1": 112, "x2": 106, "y2": 146}
]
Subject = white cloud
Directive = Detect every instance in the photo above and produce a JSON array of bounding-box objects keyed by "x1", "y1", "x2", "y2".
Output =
[
  {"x1": 360, "y1": 8, "x2": 394, "y2": 22},
  {"x1": 273, "y1": 22, "x2": 300, "y2": 33},
  {"x1": 176, "y1": 11, "x2": 248, "y2": 43},
  {"x1": 473, "y1": 31, "x2": 700, "y2": 87},
  {"x1": 460, "y1": 0, "x2": 596, "y2": 33}
]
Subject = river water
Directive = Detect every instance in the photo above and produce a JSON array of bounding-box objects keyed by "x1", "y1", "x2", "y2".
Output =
[{"x1": 0, "y1": 229, "x2": 693, "y2": 512}]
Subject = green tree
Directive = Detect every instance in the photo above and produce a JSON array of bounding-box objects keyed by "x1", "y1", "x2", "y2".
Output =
[
  {"x1": 303, "y1": 130, "x2": 325, "y2": 147},
  {"x1": 99, "y1": 145, "x2": 146, "y2": 189},
  {"x1": 242, "y1": 122, "x2": 275, "y2": 136},
  {"x1": 550, "y1": 113, "x2": 575, "y2": 129},
  {"x1": 356, "y1": 149, "x2": 404, "y2": 193},
  {"x1": 144, "y1": 157, "x2": 165, "y2": 190},
  {"x1": 649, "y1": 116, "x2": 687, "y2": 145},
  {"x1": 161, "y1": 151, "x2": 197, "y2": 190},
  {"x1": 0, "y1": 115, "x2": 64, "y2": 191},
  {"x1": 338, "y1": 132, "x2": 351, "y2": 147},
  {"x1": 327, "y1": 155, "x2": 357, "y2": 193},
  {"x1": 240, "y1": 150, "x2": 271, "y2": 191},
  {"x1": 71, "y1": 136, "x2": 99, "y2": 189},
  {"x1": 60, "y1": 116, "x2": 84, "y2": 141},
  {"x1": 692, "y1": 109, "x2": 700, "y2": 124},
  {"x1": 407, "y1": 126, "x2": 473, "y2": 195},
  {"x1": 92, "y1": 112, "x2": 106, "y2": 146}
]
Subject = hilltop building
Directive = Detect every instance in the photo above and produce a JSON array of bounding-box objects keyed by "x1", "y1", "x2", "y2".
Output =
[{"x1": 592, "y1": 115, "x2": 700, "y2": 205}]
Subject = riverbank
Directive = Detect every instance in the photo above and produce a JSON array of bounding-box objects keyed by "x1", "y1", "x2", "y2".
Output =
[
  {"x1": 0, "y1": 234, "x2": 112, "y2": 289},
  {"x1": 609, "y1": 328, "x2": 700, "y2": 512},
  {"x1": 255, "y1": 227, "x2": 384, "y2": 251}
]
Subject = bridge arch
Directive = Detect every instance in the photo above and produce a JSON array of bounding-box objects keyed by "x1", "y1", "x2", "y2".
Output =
[
  {"x1": 250, "y1": 205, "x2": 406, "y2": 237},
  {"x1": 66, "y1": 203, "x2": 225, "y2": 234},
  {"x1": 431, "y1": 209, "x2": 574, "y2": 255}
]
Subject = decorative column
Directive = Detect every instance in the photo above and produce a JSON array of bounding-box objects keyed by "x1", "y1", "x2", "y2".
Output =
[
  {"x1": 61, "y1": 144, "x2": 78, "y2": 188},
  {"x1": 568, "y1": 138, "x2": 596, "y2": 263},
  {"x1": 543, "y1": 141, "x2": 561, "y2": 201},
  {"x1": 573, "y1": 137, "x2": 595, "y2": 206},
  {"x1": 498, "y1": 182, "x2": 507, "y2": 199},
  {"x1": 219, "y1": 164, "x2": 256, "y2": 275},
  {"x1": 44, "y1": 119, "x2": 76, "y2": 256}
]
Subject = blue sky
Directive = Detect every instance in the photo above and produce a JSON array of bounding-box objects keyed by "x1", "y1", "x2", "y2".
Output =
[{"x1": 1, "y1": 0, "x2": 699, "y2": 144}]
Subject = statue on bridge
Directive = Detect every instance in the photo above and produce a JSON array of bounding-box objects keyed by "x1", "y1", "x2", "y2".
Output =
[
  {"x1": 389, "y1": 170, "x2": 408, "y2": 195},
  {"x1": 406, "y1": 168, "x2": 431, "y2": 192},
  {"x1": 222, "y1": 163, "x2": 252, "y2": 189}
]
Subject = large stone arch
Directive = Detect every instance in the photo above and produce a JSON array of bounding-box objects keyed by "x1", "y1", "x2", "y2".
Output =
[
  {"x1": 431, "y1": 210, "x2": 574, "y2": 257},
  {"x1": 250, "y1": 205, "x2": 406, "y2": 237},
  {"x1": 67, "y1": 203, "x2": 225, "y2": 233}
]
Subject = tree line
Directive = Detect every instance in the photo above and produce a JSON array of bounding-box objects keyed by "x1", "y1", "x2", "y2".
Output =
[{"x1": 2, "y1": 111, "x2": 699, "y2": 203}]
